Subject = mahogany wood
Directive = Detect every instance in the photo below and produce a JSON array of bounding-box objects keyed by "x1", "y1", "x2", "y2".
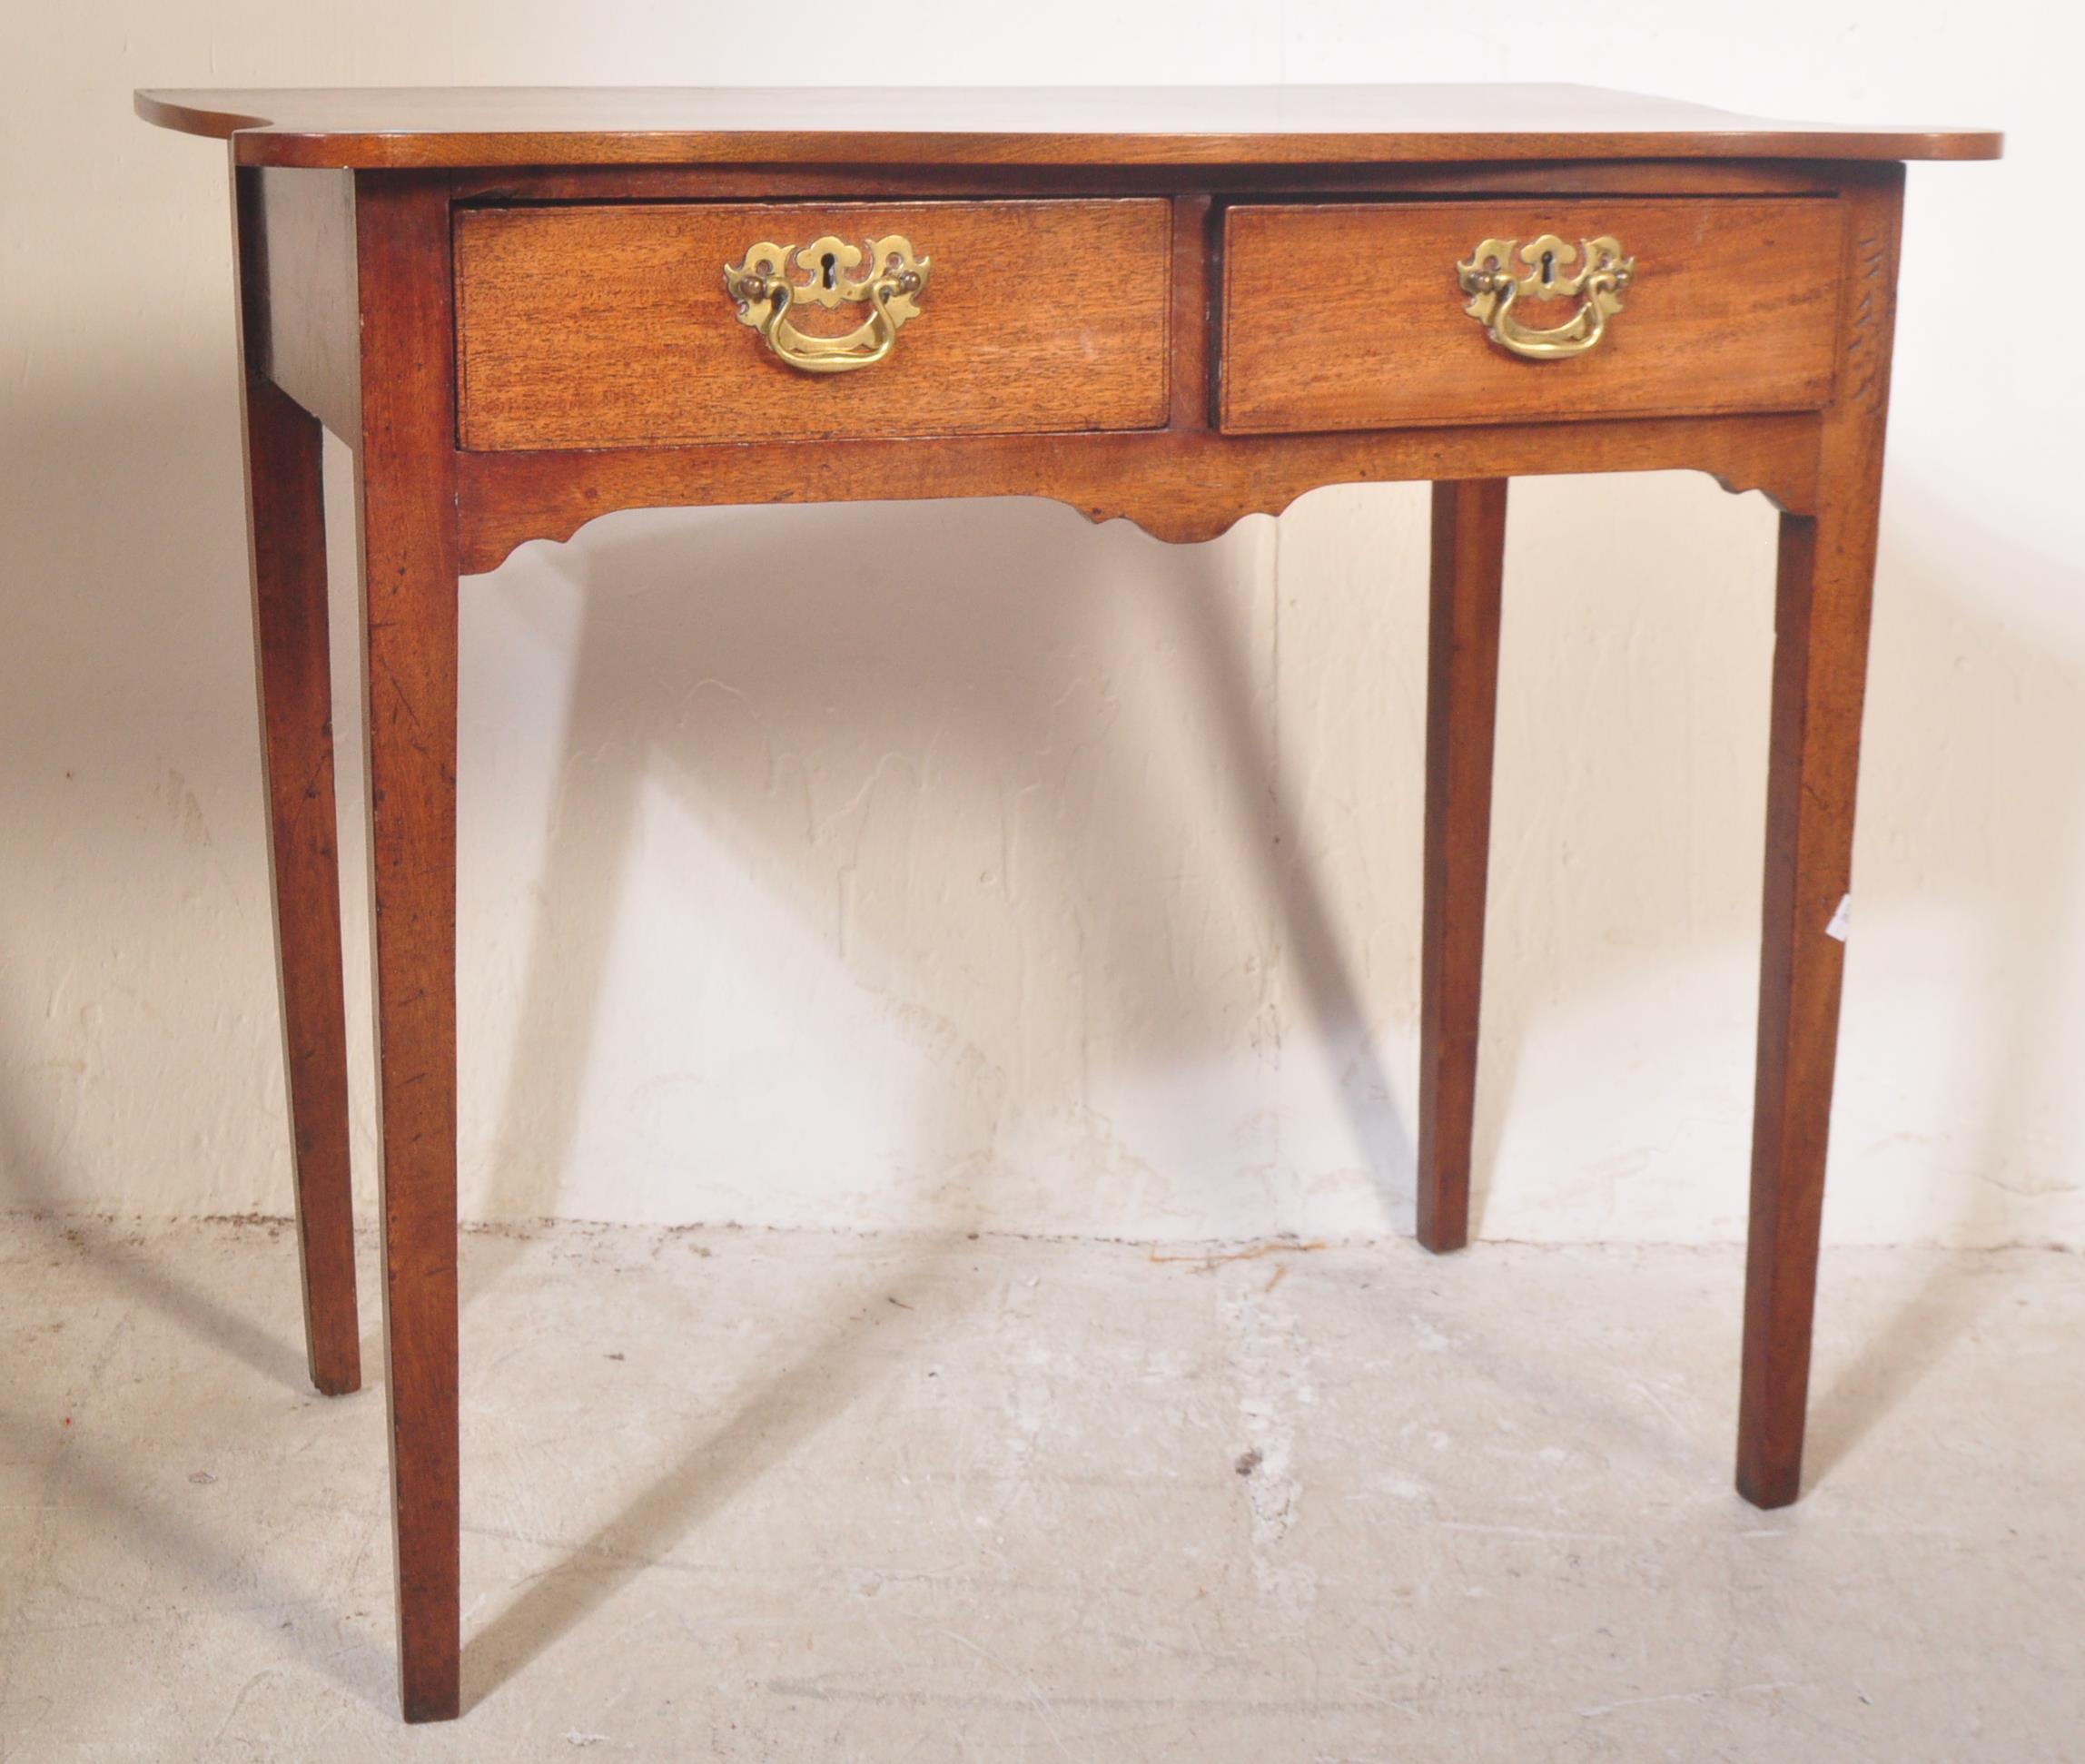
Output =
[
  {"x1": 133, "y1": 84, "x2": 2001, "y2": 169},
  {"x1": 1417, "y1": 480, "x2": 1509, "y2": 1254},
  {"x1": 453, "y1": 200, "x2": 1171, "y2": 449},
  {"x1": 1736, "y1": 166, "x2": 1905, "y2": 1509},
  {"x1": 234, "y1": 164, "x2": 361, "y2": 1394},
  {"x1": 1169, "y1": 194, "x2": 1214, "y2": 432},
  {"x1": 139, "y1": 85, "x2": 2000, "y2": 1725},
  {"x1": 248, "y1": 168, "x2": 361, "y2": 441},
  {"x1": 1221, "y1": 198, "x2": 1844, "y2": 434},
  {"x1": 445, "y1": 160, "x2": 1853, "y2": 204},
  {"x1": 454, "y1": 414, "x2": 1823, "y2": 571},
  {"x1": 353, "y1": 174, "x2": 463, "y2": 1723}
]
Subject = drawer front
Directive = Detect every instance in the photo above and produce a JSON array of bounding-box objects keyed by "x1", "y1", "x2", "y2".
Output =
[
  {"x1": 456, "y1": 199, "x2": 1171, "y2": 450},
  {"x1": 1220, "y1": 198, "x2": 1844, "y2": 435}
]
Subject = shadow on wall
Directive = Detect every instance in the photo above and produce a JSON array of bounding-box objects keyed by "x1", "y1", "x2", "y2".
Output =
[
  {"x1": 1357, "y1": 472, "x2": 2084, "y2": 1256},
  {"x1": 458, "y1": 491, "x2": 1413, "y2": 1299},
  {"x1": 449, "y1": 465, "x2": 2080, "y2": 1247},
  {"x1": 445, "y1": 460, "x2": 2082, "y2": 1259}
]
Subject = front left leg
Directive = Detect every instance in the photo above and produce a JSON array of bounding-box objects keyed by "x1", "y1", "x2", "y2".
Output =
[{"x1": 355, "y1": 172, "x2": 463, "y2": 1721}]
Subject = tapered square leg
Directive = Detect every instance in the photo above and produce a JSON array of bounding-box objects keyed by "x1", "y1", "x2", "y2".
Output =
[
  {"x1": 1418, "y1": 479, "x2": 1508, "y2": 1254},
  {"x1": 355, "y1": 173, "x2": 463, "y2": 1722},
  {"x1": 1736, "y1": 508, "x2": 1882, "y2": 1507},
  {"x1": 1737, "y1": 512, "x2": 1869, "y2": 1508},
  {"x1": 238, "y1": 320, "x2": 361, "y2": 1394},
  {"x1": 1736, "y1": 166, "x2": 1902, "y2": 1508}
]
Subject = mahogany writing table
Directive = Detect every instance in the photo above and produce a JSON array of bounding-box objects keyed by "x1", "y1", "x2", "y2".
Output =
[{"x1": 136, "y1": 85, "x2": 2001, "y2": 1722}]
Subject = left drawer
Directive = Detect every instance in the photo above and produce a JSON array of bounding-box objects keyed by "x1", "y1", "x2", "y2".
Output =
[{"x1": 454, "y1": 199, "x2": 1173, "y2": 450}]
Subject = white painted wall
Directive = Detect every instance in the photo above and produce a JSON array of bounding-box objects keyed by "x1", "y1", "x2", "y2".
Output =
[{"x1": 4, "y1": 4, "x2": 2075, "y2": 1246}]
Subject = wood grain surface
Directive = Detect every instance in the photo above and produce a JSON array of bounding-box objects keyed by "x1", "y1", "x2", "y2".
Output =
[
  {"x1": 1417, "y1": 480, "x2": 1508, "y2": 1256},
  {"x1": 452, "y1": 413, "x2": 1824, "y2": 570},
  {"x1": 454, "y1": 200, "x2": 1171, "y2": 449},
  {"x1": 354, "y1": 174, "x2": 464, "y2": 1722},
  {"x1": 446, "y1": 160, "x2": 1855, "y2": 204},
  {"x1": 1736, "y1": 166, "x2": 1906, "y2": 1511},
  {"x1": 1221, "y1": 197, "x2": 1846, "y2": 434},
  {"x1": 247, "y1": 169, "x2": 361, "y2": 441},
  {"x1": 235, "y1": 355, "x2": 361, "y2": 1395},
  {"x1": 133, "y1": 84, "x2": 2002, "y2": 168}
]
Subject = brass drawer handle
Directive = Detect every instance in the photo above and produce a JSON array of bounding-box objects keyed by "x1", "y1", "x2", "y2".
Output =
[
  {"x1": 1456, "y1": 234, "x2": 1635, "y2": 360},
  {"x1": 723, "y1": 233, "x2": 931, "y2": 375}
]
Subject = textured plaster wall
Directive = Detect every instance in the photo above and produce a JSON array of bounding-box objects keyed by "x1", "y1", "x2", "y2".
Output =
[{"x1": 3, "y1": 3, "x2": 2076, "y2": 1245}]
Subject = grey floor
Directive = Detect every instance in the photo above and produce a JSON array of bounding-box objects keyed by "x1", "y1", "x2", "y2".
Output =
[{"x1": 1, "y1": 1216, "x2": 2080, "y2": 1760}]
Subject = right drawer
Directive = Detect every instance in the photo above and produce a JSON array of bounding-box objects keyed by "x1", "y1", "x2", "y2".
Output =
[{"x1": 1219, "y1": 197, "x2": 1845, "y2": 435}]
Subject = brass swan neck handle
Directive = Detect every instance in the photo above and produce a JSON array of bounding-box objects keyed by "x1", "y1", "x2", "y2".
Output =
[
  {"x1": 1457, "y1": 234, "x2": 1635, "y2": 361},
  {"x1": 724, "y1": 233, "x2": 931, "y2": 375}
]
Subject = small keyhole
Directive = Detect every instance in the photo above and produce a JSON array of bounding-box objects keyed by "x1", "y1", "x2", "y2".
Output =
[
  {"x1": 821, "y1": 251, "x2": 837, "y2": 291},
  {"x1": 1539, "y1": 249, "x2": 1556, "y2": 287}
]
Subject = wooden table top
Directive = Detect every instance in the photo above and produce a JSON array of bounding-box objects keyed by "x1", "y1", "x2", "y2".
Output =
[{"x1": 134, "y1": 84, "x2": 2001, "y2": 170}]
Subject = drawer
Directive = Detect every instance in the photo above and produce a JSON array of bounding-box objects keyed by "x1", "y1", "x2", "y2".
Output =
[
  {"x1": 455, "y1": 199, "x2": 1172, "y2": 450},
  {"x1": 1219, "y1": 198, "x2": 1844, "y2": 435}
]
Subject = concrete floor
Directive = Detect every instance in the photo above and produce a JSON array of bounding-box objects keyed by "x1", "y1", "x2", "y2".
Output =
[{"x1": 0, "y1": 1217, "x2": 2079, "y2": 1760}]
